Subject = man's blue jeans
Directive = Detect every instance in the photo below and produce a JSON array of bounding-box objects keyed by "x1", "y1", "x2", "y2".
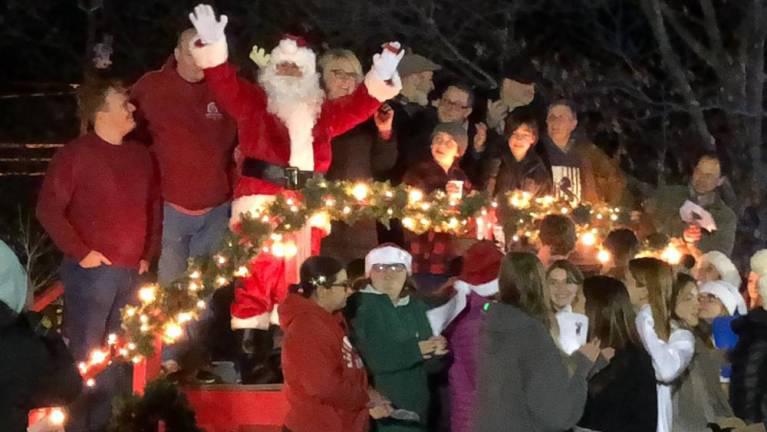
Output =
[
  {"x1": 157, "y1": 202, "x2": 230, "y2": 286},
  {"x1": 60, "y1": 258, "x2": 138, "y2": 432},
  {"x1": 158, "y1": 202, "x2": 230, "y2": 365}
]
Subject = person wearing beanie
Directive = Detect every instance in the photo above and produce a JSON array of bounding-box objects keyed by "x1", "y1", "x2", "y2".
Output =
[
  {"x1": 425, "y1": 241, "x2": 503, "y2": 432},
  {"x1": 0, "y1": 240, "x2": 83, "y2": 432},
  {"x1": 747, "y1": 249, "x2": 767, "y2": 310},
  {"x1": 346, "y1": 245, "x2": 446, "y2": 432},
  {"x1": 698, "y1": 280, "x2": 747, "y2": 384},
  {"x1": 402, "y1": 123, "x2": 472, "y2": 292},
  {"x1": 697, "y1": 251, "x2": 742, "y2": 289}
]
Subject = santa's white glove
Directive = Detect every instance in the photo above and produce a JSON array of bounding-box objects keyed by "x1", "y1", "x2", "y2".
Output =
[
  {"x1": 189, "y1": 4, "x2": 228, "y2": 44},
  {"x1": 249, "y1": 45, "x2": 271, "y2": 69},
  {"x1": 372, "y1": 42, "x2": 405, "y2": 82}
]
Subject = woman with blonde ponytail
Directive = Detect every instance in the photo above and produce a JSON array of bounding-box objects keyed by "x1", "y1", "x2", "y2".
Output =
[{"x1": 629, "y1": 257, "x2": 695, "y2": 432}]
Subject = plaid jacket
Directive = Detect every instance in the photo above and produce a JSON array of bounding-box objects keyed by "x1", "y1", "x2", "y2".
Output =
[{"x1": 403, "y1": 158, "x2": 471, "y2": 275}]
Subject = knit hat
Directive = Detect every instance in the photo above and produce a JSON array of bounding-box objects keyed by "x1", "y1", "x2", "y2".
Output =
[
  {"x1": 699, "y1": 280, "x2": 747, "y2": 316},
  {"x1": 455, "y1": 240, "x2": 503, "y2": 297},
  {"x1": 501, "y1": 55, "x2": 537, "y2": 85},
  {"x1": 699, "y1": 251, "x2": 741, "y2": 288},
  {"x1": 397, "y1": 53, "x2": 441, "y2": 78},
  {"x1": 0, "y1": 240, "x2": 28, "y2": 314},
  {"x1": 365, "y1": 244, "x2": 412, "y2": 276},
  {"x1": 431, "y1": 122, "x2": 469, "y2": 155}
]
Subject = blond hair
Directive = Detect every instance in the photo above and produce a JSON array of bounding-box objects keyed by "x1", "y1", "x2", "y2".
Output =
[
  {"x1": 318, "y1": 49, "x2": 363, "y2": 84},
  {"x1": 630, "y1": 257, "x2": 674, "y2": 341}
]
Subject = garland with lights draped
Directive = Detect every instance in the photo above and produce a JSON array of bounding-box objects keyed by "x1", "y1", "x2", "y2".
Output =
[{"x1": 74, "y1": 179, "x2": 682, "y2": 380}]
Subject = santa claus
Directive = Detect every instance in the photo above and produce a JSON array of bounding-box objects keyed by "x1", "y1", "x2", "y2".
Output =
[{"x1": 187, "y1": 4, "x2": 402, "y2": 379}]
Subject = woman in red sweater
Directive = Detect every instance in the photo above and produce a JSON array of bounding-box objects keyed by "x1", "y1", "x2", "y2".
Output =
[{"x1": 280, "y1": 256, "x2": 391, "y2": 432}]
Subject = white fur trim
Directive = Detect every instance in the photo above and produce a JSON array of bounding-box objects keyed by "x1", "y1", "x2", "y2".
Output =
[
  {"x1": 231, "y1": 312, "x2": 271, "y2": 330},
  {"x1": 759, "y1": 277, "x2": 767, "y2": 307},
  {"x1": 454, "y1": 279, "x2": 499, "y2": 297},
  {"x1": 427, "y1": 292, "x2": 467, "y2": 335},
  {"x1": 700, "y1": 280, "x2": 747, "y2": 315},
  {"x1": 751, "y1": 249, "x2": 767, "y2": 276},
  {"x1": 270, "y1": 39, "x2": 317, "y2": 76},
  {"x1": 230, "y1": 195, "x2": 276, "y2": 227},
  {"x1": 365, "y1": 245, "x2": 412, "y2": 275},
  {"x1": 700, "y1": 251, "x2": 741, "y2": 288},
  {"x1": 363, "y1": 70, "x2": 402, "y2": 102},
  {"x1": 189, "y1": 37, "x2": 228, "y2": 69}
]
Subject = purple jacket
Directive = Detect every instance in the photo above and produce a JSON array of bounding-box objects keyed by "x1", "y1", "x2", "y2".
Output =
[{"x1": 444, "y1": 291, "x2": 489, "y2": 432}]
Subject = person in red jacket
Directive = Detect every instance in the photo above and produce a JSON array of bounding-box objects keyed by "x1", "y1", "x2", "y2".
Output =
[
  {"x1": 36, "y1": 78, "x2": 161, "y2": 432},
  {"x1": 187, "y1": 4, "x2": 403, "y2": 381},
  {"x1": 280, "y1": 256, "x2": 392, "y2": 432}
]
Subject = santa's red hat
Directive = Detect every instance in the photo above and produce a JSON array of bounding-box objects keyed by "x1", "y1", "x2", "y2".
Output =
[
  {"x1": 269, "y1": 34, "x2": 317, "y2": 76},
  {"x1": 456, "y1": 240, "x2": 503, "y2": 297}
]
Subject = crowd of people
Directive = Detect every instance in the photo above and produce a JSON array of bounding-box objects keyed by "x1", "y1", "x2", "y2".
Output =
[{"x1": 2, "y1": 2, "x2": 767, "y2": 431}]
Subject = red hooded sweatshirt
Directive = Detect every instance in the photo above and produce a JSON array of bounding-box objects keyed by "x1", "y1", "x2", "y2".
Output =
[{"x1": 279, "y1": 293, "x2": 370, "y2": 432}]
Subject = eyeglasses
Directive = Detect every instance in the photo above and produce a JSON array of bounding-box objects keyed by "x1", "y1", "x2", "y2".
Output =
[
  {"x1": 330, "y1": 280, "x2": 353, "y2": 290},
  {"x1": 330, "y1": 69, "x2": 360, "y2": 81},
  {"x1": 440, "y1": 98, "x2": 470, "y2": 110},
  {"x1": 371, "y1": 263, "x2": 407, "y2": 273}
]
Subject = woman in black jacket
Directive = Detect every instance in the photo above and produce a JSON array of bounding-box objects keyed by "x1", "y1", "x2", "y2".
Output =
[
  {"x1": 0, "y1": 240, "x2": 82, "y2": 432},
  {"x1": 578, "y1": 276, "x2": 657, "y2": 432},
  {"x1": 482, "y1": 107, "x2": 552, "y2": 199},
  {"x1": 730, "y1": 284, "x2": 767, "y2": 426}
]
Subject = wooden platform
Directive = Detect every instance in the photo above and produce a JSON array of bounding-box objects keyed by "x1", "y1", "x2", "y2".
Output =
[{"x1": 183, "y1": 384, "x2": 288, "y2": 432}]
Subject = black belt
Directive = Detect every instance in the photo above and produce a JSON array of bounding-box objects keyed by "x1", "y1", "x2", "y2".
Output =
[{"x1": 241, "y1": 158, "x2": 318, "y2": 190}]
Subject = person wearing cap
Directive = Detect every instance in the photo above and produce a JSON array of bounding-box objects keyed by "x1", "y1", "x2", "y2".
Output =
[
  {"x1": 394, "y1": 53, "x2": 441, "y2": 110},
  {"x1": 187, "y1": 5, "x2": 403, "y2": 380},
  {"x1": 747, "y1": 249, "x2": 767, "y2": 310},
  {"x1": 0, "y1": 240, "x2": 83, "y2": 432},
  {"x1": 403, "y1": 122, "x2": 472, "y2": 292},
  {"x1": 729, "y1": 271, "x2": 767, "y2": 426},
  {"x1": 486, "y1": 55, "x2": 545, "y2": 135},
  {"x1": 425, "y1": 241, "x2": 503, "y2": 432},
  {"x1": 346, "y1": 245, "x2": 446, "y2": 432}
]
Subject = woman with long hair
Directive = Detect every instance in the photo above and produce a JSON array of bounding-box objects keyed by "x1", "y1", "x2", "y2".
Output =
[
  {"x1": 279, "y1": 256, "x2": 391, "y2": 432},
  {"x1": 670, "y1": 273, "x2": 735, "y2": 431},
  {"x1": 474, "y1": 252, "x2": 600, "y2": 431},
  {"x1": 629, "y1": 257, "x2": 695, "y2": 432},
  {"x1": 578, "y1": 276, "x2": 657, "y2": 432}
]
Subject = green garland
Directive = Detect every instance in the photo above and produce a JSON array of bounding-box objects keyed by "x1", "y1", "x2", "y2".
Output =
[
  {"x1": 109, "y1": 379, "x2": 201, "y2": 432},
  {"x1": 120, "y1": 180, "x2": 635, "y2": 357}
]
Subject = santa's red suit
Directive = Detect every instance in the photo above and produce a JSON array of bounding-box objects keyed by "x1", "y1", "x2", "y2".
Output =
[{"x1": 189, "y1": 4, "x2": 402, "y2": 329}]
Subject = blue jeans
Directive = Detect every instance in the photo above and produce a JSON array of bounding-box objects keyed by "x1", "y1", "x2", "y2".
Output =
[
  {"x1": 158, "y1": 202, "x2": 229, "y2": 365},
  {"x1": 60, "y1": 259, "x2": 138, "y2": 432},
  {"x1": 158, "y1": 202, "x2": 230, "y2": 286}
]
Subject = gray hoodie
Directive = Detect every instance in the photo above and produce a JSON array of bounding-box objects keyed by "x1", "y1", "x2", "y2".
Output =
[{"x1": 474, "y1": 302, "x2": 592, "y2": 432}]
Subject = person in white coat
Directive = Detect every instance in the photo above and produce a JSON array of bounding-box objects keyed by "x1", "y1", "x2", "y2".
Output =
[{"x1": 628, "y1": 257, "x2": 695, "y2": 432}]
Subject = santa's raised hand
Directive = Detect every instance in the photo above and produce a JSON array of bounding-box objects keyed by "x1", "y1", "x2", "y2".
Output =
[
  {"x1": 372, "y1": 42, "x2": 405, "y2": 82},
  {"x1": 188, "y1": 4, "x2": 229, "y2": 69},
  {"x1": 189, "y1": 4, "x2": 228, "y2": 44}
]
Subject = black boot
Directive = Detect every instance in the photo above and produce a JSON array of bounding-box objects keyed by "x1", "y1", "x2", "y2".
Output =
[{"x1": 235, "y1": 328, "x2": 279, "y2": 384}]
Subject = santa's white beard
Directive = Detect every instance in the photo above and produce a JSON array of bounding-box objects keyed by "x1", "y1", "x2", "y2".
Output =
[{"x1": 259, "y1": 67, "x2": 325, "y2": 171}]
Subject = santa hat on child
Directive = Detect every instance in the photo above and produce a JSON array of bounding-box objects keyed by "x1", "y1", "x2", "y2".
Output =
[
  {"x1": 699, "y1": 280, "x2": 747, "y2": 316},
  {"x1": 699, "y1": 251, "x2": 741, "y2": 289},
  {"x1": 454, "y1": 240, "x2": 504, "y2": 297},
  {"x1": 365, "y1": 244, "x2": 412, "y2": 276},
  {"x1": 269, "y1": 34, "x2": 317, "y2": 76}
]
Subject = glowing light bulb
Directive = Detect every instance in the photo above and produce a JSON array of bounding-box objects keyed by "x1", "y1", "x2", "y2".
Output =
[
  {"x1": 86, "y1": 379, "x2": 96, "y2": 387},
  {"x1": 597, "y1": 249, "x2": 611, "y2": 264},
  {"x1": 402, "y1": 217, "x2": 415, "y2": 230},
  {"x1": 49, "y1": 408, "x2": 66, "y2": 426},
  {"x1": 351, "y1": 183, "x2": 369, "y2": 201},
  {"x1": 189, "y1": 270, "x2": 201, "y2": 279},
  {"x1": 177, "y1": 312, "x2": 193, "y2": 323},
  {"x1": 164, "y1": 322, "x2": 183, "y2": 342},
  {"x1": 561, "y1": 207, "x2": 570, "y2": 215},
  {"x1": 408, "y1": 189, "x2": 423, "y2": 204},
  {"x1": 216, "y1": 276, "x2": 228, "y2": 287},
  {"x1": 284, "y1": 241, "x2": 298, "y2": 257},
  {"x1": 235, "y1": 266, "x2": 250, "y2": 277},
  {"x1": 127, "y1": 343, "x2": 137, "y2": 351},
  {"x1": 216, "y1": 255, "x2": 227, "y2": 265},
  {"x1": 580, "y1": 232, "x2": 597, "y2": 247},
  {"x1": 90, "y1": 350, "x2": 107, "y2": 364},
  {"x1": 197, "y1": 300, "x2": 207, "y2": 310},
  {"x1": 271, "y1": 242, "x2": 286, "y2": 257},
  {"x1": 138, "y1": 286, "x2": 156, "y2": 303},
  {"x1": 188, "y1": 281, "x2": 200, "y2": 292},
  {"x1": 661, "y1": 244, "x2": 683, "y2": 265},
  {"x1": 107, "y1": 333, "x2": 117, "y2": 345},
  {"x1": 342, "y1": 206, "x2": 352, "y2": 215}
]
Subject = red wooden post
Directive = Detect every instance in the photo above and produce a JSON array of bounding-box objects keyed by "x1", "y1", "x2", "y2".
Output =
[{"x1": 132, "y1": 336, "x2": 163, "y2": 395}]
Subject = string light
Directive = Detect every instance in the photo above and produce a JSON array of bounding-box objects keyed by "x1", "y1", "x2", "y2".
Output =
[
  {"x1": 408, "y1": 189, "x2": 423, "y2": 204},
  {"x1": 597, "y1": 249, "x2": 611, "y2": 264},
  {"x1": 163, "y1": 322, "x2": 184, "y2": 343},
  {"x1": 580, "y1": 231, "x2": 597, "y2": 247},
  {"x1": 351, "y1": 182, "x2": 369, "y2": 201},
  {"x1": 189, "y1": 270, "x2": 201, "y2": 279},
  {"x1": 138, "y1": 285, "x2": 157, "y2": 304},
  {"x1": 661, "y1": 244, "x2": 683, "y2": 265},
  {"x1": 49, "y1": 408, "x2": 66, "y2": 426}
]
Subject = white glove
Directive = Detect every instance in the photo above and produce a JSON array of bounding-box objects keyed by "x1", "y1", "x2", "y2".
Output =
[
  {"x1": 249, "y1": 45, "x2": 271, "y2": 69},
  {"x1": 188, "y1": 4, "x2": 228, "y2": 45},
  {"x1": 372, "y1": 42, "x2": 405, "y2": 82}
]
